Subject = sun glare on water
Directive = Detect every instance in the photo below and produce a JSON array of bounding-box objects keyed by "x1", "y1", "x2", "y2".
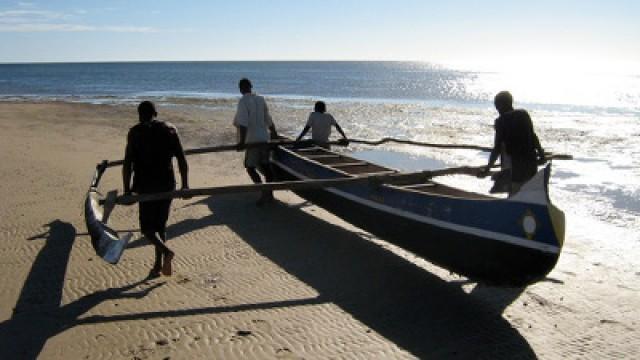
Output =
[{"x1": 449, "y1": 57, "x2": 640, "y2": 110}]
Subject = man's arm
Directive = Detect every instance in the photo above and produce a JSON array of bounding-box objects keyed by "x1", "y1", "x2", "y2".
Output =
[
  {"x1": 533, "y1": 131, "x2": 545, "y2": 163},
  {"x1": 122, "y1": 133, "x2": 133, "y2": 194},
  {"x1": 237, "y1": 125, "x2": 247, "y2": 148},
  {"x1": 525, "y1": 111, "x2": 545, "y2": 163},
  {"x1": 264, "y1": 100, "x2": 279, "y2": 139},
  {"x1": 296, "y1": 113, "x2": 314, "y2": 141},
  {"x1": 481, "y1": 119, "x2": 503, "y2": 176},
  {"x1": 175, "y1": 138, "x2": 189, "y2": 190},
  {"x1": 489, "y1": 121, "x2": 503, "y2": 165},
  {"x1": 296, "y1": 125, "x2": 310, "y2": 141},
  {"x1": 334, "y1": 123, "x2": 348, "y2": 139},
  {"x1": 234, "y1": 98, "x2": 249, "y2": 149},
  {"x1": 269, "y1": 124, "x2": 279, "y2": 140}
]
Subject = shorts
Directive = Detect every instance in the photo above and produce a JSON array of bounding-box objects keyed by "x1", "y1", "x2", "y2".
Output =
[
  {"x1": 139, "y1": 199, "x2": 172, "y2": 234},
  {"x1": 244, "y1": 145, "x2": 270, "y2": 168}
]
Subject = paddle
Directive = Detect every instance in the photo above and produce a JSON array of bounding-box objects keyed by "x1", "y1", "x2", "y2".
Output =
[{"x1": 115, "y1": 164, "x2": 488, "y2": 205}]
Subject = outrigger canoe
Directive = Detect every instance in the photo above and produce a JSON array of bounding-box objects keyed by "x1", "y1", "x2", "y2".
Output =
[
  {"x1": 85, "y1": 140, "x2": 566, "y2": 286},
  {"x1": 270, "y1": 143, "x2": 565, "y2": 286}
]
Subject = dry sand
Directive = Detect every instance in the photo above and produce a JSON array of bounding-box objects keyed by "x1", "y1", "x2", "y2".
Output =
[{"x1": 0, "y1": 101, "x2": 637, "y2": 359}]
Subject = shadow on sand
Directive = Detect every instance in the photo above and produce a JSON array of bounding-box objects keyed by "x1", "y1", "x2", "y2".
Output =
[
  {"x1": 171, "y1": 194, "x2": 534, "y2": 358},
  {"x1": 0, "y1": 220, "x2": 164, "y2": 359},
  {"x1": 1, "y1": 195, "x2": 532, "y2": 359}
]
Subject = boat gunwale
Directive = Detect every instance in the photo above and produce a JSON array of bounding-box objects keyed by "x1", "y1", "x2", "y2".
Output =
[{"x1": 279, "y1": 145, "x2": 496, "y2": 201}]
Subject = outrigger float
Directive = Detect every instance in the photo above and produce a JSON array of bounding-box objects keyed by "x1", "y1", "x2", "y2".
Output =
[{"x1": 85, "y1": 139, "x2": 568, "y2": 286}]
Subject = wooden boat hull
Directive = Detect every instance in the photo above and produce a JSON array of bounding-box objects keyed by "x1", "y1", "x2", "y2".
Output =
[{"x1": 271, "y1": 145, "x2": 564, "y2": 286}]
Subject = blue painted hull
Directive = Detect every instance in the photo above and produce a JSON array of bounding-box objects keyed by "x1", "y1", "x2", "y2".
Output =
[{"x1": 271, "y1": 145, "x2": 564, "y2": 286}]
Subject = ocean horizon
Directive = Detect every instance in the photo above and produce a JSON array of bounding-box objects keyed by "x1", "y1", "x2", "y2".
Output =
[{"x1": 1, "y1": 61, "x2": 638, "y2": 113}]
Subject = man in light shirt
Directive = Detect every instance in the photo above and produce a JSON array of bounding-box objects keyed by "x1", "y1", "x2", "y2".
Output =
[
  {"x1": 233, "y1": 78, "x2": 279, "y2": 205},
  {"x1": 296, "y1": 101, "x2": 348, "y2": 148}
]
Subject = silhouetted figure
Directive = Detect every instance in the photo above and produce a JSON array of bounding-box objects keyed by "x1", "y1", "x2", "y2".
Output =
[
  {"x1": 123, "y1": 101, "x2": 189, "y2": 277},
  {"x1": 233, "y1": 78, "x2": 279, "y2": 206},
  {"x1": 481, "y1": 91, "x2": 545, "y2": 196},
  {"x1": 296, "y1": 101, "x2": 348, "y2": 148}
]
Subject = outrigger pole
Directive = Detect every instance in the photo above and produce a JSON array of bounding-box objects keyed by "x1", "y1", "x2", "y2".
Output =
[
  {"x1": 100, "y1": 139, "x2": 347, "y2": 168},
  {"x1": 115, "y1": 165, "x2": 487, "y2": 205},
  {"x1": 347, "y1": 137, "x2": 573, "y2": 160},
  {"x1": 100, "y1": 137, "x2": 572, "y2": 169}
]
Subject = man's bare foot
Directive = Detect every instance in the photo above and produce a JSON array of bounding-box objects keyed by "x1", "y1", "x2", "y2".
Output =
[
  {"x1": 162, "y1": 252, "x2": 174, "y2": 276},
  {"x1": 147, "y1": 267, "x2": 161, "y2": 279}
]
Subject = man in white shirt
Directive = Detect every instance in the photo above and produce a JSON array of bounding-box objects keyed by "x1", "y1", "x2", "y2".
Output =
[
  {"x1": 233, "y1": 78, "x2": 278, "y2": 205},
  {"x1": 296, "y1": 101, "x2": 348, "y2": 148}
]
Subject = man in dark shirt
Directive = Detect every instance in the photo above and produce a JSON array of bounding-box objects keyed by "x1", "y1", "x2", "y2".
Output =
[
  {"x1": 123, "y1": 101, "x2": 189, "y2": 277},
  {"x1": 482, "y1": 91, "x2": 545, "y2": 195}
]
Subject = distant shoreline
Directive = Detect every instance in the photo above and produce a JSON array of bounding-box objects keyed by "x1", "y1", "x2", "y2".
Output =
[
  {"x1": 0, "y1": 59, "x2": 448, "y2": 66},
  {"x1": 1, "y1": 61, "x2": 637, "y2": 111}
]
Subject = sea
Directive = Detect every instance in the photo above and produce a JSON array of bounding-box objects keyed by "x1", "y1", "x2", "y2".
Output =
[{"x1": 1, "y1": 61, "x2": 638, "y2": 274}]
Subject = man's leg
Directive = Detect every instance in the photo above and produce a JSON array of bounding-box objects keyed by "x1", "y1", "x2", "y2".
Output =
[
  {"x1": 258, "y1": 161, "x2": 274, "y2": 203},
  {"x1": 144, "y1": 231, "x2": 170, "y2": 277},
  {"x1": 257, "y1": 147, "x2": 275, "y2": 203},
  {"x1": 153, "y1": 246, "x2": 162, "y2": 274},
  {"x1": 247, "y1": 165, "x2": 271, "y2": 206},
  {"x1": 156, "y1": 202, "x2": 174, "y2": 276},
  {"x1": 141, "y1": 200, "x2": 174, "y2": 276},
  {"x1": 141, "y1": 202, "x2": 162, "y2": 277},
  {"x1": 246, "y1": 147, "x2": 274, "y2": 206},
  {"x1": 151, "y1": 230, "x2": 167, "y2": 276},
  {"x1": 261, "y1": 161, "x2": 274, "y2": 183},
  {"x1": 246, "y1": 167, "x2": 263, "y2": 184},
  {"x1": 245, "y1": 148, "x2": 263, "y2": 184}
]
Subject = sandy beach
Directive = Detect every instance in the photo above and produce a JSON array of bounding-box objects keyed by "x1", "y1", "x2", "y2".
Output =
[{"x1": 0, "y1": 101, "x2": 637, "y2": 359}]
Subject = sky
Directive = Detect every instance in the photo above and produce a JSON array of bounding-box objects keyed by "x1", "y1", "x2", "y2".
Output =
[{"x1": 1, "y1": 0, "x2": 639, "y2": 73}]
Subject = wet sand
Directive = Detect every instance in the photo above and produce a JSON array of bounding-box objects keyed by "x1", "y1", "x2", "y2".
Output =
[{"x1": 0, "y1": 101, "x2": 637, "y2": 359}]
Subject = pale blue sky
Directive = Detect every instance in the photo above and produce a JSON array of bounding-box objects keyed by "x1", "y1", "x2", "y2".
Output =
[{"x1": 1, "y1": 0, "x2": 638, "y2": 72}]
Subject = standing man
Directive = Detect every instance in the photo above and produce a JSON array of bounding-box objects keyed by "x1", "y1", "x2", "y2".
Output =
[
  {"x1": 233, "y1": 78, "x2": 279, "y2": 206},
  {"x1": 481, "y1": 91, "x2": 545, "y2": 196},
  {"x1": 123, "y1": 101, "x2": 189, "y2": 277}
]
